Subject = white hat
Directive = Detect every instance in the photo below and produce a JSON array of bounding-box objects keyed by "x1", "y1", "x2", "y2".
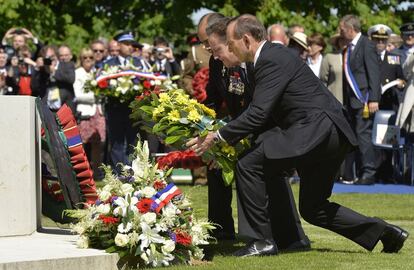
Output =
[
  {"x1": 367, "y1": 24, "x2": 392, "y2": 39},
  {"x1": 291, "y1": 32, "x2": 308, "y2": 50}
]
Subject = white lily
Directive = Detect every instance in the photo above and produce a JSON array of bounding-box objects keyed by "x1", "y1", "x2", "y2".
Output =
[
  {"x1": 138, "y1": 222, "x2": 165, "y2": 251},
  {"x1": 113, "y1": 195, "x2": 138, "y2": 217}
]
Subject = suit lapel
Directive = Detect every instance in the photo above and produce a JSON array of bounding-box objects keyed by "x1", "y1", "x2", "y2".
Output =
[
  {"x1": 254, "y1": 41, "x2": 272, "y2": 70},
  {"x1": 350, "y1": 35, "x2": 364, "y2": 63}
]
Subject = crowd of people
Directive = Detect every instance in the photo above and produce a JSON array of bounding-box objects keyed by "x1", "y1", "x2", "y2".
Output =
[{"x1": 0, "y1": 18, "x2": 413, "y2": 186}]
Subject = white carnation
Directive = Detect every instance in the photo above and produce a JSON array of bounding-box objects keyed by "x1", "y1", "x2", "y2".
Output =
[
  {"x1": 98, "y1": 190, "x2": 111, "y2": 201},
  {"x1": 121, "y1": 183, "x2": 134, "y2": 196},
  {"x1": 114, "y1": 233, "x2": 130, "y2": 247},
  {"x1": 72, "y1": 223, "x2": 86, "y2": 234},
  {"x1": 141, "y1": 187, "x2": 156, "y2": 198},
  {"x1": 118, "y1": 222, "x2": 133, "y2": 233},
  {"x1": 141, "y1": 212, "x2": 157, "y2": 225},
  {"x1": 90, "y1": 80, "x2": 97, "y2": 86},
  {"x1": 76, "y1": 235, "x2": 89, "y2": 248},
  {"x1": 96, "y1": 203, "x2": 110, "y2": 214},
  {"x1": 161, "y1": 239, "x2": 175, "y2": 254},
  {"x1": 109, "y1": 79, "x2": 117, "y2": 87}
]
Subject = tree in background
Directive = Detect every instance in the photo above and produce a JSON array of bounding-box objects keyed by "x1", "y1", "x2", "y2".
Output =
[{"x1": 0, "y1": 0, "x2": 412, "y2": 56}]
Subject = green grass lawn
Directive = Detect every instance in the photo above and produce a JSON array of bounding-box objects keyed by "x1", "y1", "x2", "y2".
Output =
[{"x1": 42, "y1": 184, "x2": 414, "y2": 270}]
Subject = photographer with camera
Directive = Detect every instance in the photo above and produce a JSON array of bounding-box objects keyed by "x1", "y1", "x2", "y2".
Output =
[
  {"x1": 5, "y1": 45, "x2": 37, "y2": 95},
  {"x1": 31, "y1": 45, "x2": 76, "y2": 112},
  {"x1": 1, "y1": 27, "x2": 43, "y2": 61},
  {"x1": 152, "y1": 36, "x2": 181, "y2": 77}
]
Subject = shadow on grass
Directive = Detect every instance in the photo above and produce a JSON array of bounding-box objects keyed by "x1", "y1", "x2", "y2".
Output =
[
  {"x1": 203, "y1": 239, "x2": 247, "y2": 261},
  {"x1": 311, "y1": 248, "x2": 367, "y2": 254}
]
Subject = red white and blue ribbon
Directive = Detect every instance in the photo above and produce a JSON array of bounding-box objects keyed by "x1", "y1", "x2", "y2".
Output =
[
  {"x1": 344, "y1": 45, "x2": 369, "y2": 104},
  {"x1": 95, "y1": 70, "x2": 167, "y2": 84},
  {"x1": 151, "y1": 183, "x2": 182, "y2": 213}
]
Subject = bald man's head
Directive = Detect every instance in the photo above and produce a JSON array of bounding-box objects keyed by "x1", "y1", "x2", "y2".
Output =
[{"x1": 268, "y1": 24, "x2": 288, "y2": 45}]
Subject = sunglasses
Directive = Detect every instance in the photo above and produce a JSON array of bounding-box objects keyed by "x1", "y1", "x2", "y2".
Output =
[
  {"x1": 93, "y1": 49, "x2": 104, "y2": 53},
  {"x1": 82, "y1": 56, "x2": 94, "y2": 60}
]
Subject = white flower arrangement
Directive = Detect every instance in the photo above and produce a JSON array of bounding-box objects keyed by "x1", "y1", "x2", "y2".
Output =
[{"x1": 65, "y1": 141, "x2": 214, "y2": 268}]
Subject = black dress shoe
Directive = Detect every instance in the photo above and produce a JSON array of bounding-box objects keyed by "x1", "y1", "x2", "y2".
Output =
[
  {"x1": 281, "y1": 239, "x2": 311, "y2": 252},
  {"x1": 233, "y1": 239, "x2": 278, "y2": 257},
  {"x1": 381, "y1": 224, "x2": 409, "y2": 253},
  {"x1": 353, "y1": 178, "x2": 375, "y2": 185}
]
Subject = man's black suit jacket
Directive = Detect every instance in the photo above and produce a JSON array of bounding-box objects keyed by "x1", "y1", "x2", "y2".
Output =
[
  {"x1": 219, "y1": 42, "x2": 358, "y2": 159},
  {"x1": 152, "y1": 59, "x2": 181, "y2": 77},
  {"x1": 204, "y1": 56, "x2": 253, "y2": 119},
  {"x1": 344, "y1": 35, "x2": 381, "y2": 109}
]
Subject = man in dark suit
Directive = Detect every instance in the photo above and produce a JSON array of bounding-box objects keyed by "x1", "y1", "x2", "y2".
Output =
[
  {"x1": 152, "y1": 36, "x2": 181, "y2": 77},
  {"x1": 205, "y1": 15, "x2": 310, "y2": 250},
  {"x1": 104, "y1": 31, "x2": 143, "y2": 173},
  {"x1": 196, "y1": 12, "x2": 243, "y2": 241},
  {"x1": 339, "y1": 15, "x2": 381, "y2": 185},
  {"x1": 31, "y1": 45, "x2": 76, "y2": 112},
  {"x1": 188, "y1": 14, "x2": 409, "y2": 257}
]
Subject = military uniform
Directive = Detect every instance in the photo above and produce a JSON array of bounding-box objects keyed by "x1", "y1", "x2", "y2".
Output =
[
  {"x1": 392, "y1": 22, "x2": 414, "y2": 66},
  {"x1": 367, "y1": 24, "x2": 406, "y2": 112},
  {"x1": 379, "y1": 52, "x2": 405, "y2": 112},
  {"x1": 179, "y1": 43, "x2": 211, "y2": 95},
  {"x1": 368, "y1": 24, "x2": 406, "y2": 182}
]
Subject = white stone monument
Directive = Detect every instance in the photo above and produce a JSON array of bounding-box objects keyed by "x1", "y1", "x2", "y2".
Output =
[
  {"x1": 0, "y1": 96, "x2": 118, "y2": 270},
  {"x1": 0, "y1": 96, "x2": 40, "y2": 237}
]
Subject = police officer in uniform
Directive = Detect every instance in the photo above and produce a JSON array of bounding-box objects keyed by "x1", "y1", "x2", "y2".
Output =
[
  {"x1": 104, "y1": 31, "x2": 143, "y2": 174},
  {"x1": 392, "y1": 22, "x2": 414, "y2": 66}
]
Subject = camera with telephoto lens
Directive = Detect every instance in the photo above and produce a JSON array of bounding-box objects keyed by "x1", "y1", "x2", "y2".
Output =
[{"x1": 44, "y1": 57, "x2": 52, "y2": 66}]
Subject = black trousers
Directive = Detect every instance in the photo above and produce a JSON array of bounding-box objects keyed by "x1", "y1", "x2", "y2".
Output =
[
  {"x1": 208, "y1": 167, "x2": 308, "y2": 248},
  {"x1": 207, "y1": 169, "x2": 235, "y2": 237},
  {"x1": 346, "y1": 107, "x2": 378, "y2": 179},
  {"x1": 236, "y1": 124, "x2": 387, "y2": 250},
  {"x1": 106, "y1": 104, "x2": 139, "y2": 174}
]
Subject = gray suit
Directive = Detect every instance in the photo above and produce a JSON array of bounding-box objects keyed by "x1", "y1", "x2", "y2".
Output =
[{"x1": 320, "y1": 52, "x2": 343, "y2": 104}]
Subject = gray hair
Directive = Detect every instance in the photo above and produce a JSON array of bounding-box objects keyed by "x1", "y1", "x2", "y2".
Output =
[
  {"x1": 340, "y1": 14, "x2": 361, "y2": 32},
  {"x1": 228, "y1": 14, "x2": 267, "y2": 42},
  {"x1": 206, "y1": 17, "x2": 230, "y2": 43},
  {"x1": 198, "y1": 12, "x2": 225, "y2": 30}
]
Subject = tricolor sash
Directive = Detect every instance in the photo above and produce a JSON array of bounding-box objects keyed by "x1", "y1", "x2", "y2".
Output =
[
  {"x1": 95, "y1": 70, "x2": 167, "y2": 84},
  {"x1": 151, "y1": 183, "x2": 182, "y2": 213},
  {"x1": 343, "y1": 44, "x2": 369, "y2": 105}
]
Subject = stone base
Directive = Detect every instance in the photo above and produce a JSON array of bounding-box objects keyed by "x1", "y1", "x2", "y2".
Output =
[{"x1": 0, "y1": 229, "x2": 119, "y2": 270}]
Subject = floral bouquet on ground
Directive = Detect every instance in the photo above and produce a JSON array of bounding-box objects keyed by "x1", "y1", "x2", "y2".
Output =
[
  {"x1": 65, "y1": 141, "x2": 214, "y2": 268},
  {"x1": 84, "y1": 62, "x2": 171, "y2": 103},
  {"x1": 130, "y1": 89, "x2": 250, "y2": 186}
]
